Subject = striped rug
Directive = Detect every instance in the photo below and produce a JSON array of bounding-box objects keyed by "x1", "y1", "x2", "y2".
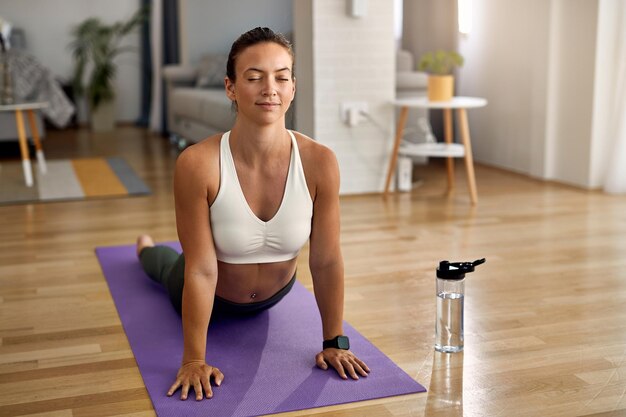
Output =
[{"x1": 0, "y1": 157, "x2": 150, "y2": 205}]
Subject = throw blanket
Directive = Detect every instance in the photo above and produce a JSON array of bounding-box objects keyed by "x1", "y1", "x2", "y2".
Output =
[{"x1": 7, "y1": 50, "x2": 75, "y2": 128}]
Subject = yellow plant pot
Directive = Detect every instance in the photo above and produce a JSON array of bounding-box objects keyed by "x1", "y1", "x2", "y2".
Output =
[{"x1": 427, "y1": 75, "x2": 454, "y2": 101}]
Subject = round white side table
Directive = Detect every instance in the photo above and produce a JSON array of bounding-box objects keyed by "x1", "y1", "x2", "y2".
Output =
[{"x1": 386, "y1": 96, "x2": 487, "y2": 204}]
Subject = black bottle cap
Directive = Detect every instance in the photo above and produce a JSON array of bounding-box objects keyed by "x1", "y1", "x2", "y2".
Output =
[{"x1": 437, "y1": 258, "x2": 486, "y2": 280}]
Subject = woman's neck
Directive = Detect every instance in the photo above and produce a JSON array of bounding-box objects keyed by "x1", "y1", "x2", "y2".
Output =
[{"x1": 229, "y1": 120, "x2": 290, "y2": 166}]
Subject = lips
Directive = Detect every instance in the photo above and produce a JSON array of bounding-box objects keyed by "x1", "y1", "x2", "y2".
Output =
[{"x1": 256, "y1": 102, "x2": 281, "y2": 110}]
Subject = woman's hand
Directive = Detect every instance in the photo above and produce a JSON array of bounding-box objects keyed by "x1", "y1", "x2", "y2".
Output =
[
  {"x1": 167, "y1": 360, "x2": 224, "y2": 400},
  {"x1": 315, "y1": 349, "x2": 370, "y2": 380}
]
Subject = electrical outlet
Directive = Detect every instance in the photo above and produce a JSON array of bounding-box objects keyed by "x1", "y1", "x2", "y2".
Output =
[{"x1": 339, "y1": 101, "x2": 368, "y2": 127}]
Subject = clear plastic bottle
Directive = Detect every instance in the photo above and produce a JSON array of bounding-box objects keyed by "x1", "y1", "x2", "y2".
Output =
[{"x1": 435, "y1": 259, "x2": 485, "y2": 353}]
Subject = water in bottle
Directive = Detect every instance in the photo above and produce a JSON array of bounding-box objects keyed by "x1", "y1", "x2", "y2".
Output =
[{"x1": 435, "y1": 291, "x2": 464, "y2": 353}]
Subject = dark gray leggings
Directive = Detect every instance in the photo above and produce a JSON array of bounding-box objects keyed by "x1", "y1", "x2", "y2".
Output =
[{"x1": 139, "y1": 245, "x2": 295, "y2": 316}]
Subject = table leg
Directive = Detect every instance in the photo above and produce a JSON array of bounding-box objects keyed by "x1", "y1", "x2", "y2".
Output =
[
  {"x1": 15, "y1": 109, "x2": 34, "y2": 187},
  {"x1": 384, "y1": 106, "x2": 409, "y2": 196},
  {"x1": 457, "y1": 108, "x2": 478, "y2": 205},
  {"x1": 443, "y1": 108, "x2": 454, "y2": 192},
  {"x1": 27, "y1": 109, "x2": 47, "y2": 174}
]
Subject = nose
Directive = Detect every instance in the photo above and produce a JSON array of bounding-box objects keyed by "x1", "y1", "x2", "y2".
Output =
[{"x1": 261, "y1": 79, "x2": 278, "y2": 97}]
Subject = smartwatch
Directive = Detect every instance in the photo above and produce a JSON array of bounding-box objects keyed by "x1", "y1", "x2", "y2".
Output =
[{"x1": 323, "y1": 335, "x2": 350, "y2": 350}]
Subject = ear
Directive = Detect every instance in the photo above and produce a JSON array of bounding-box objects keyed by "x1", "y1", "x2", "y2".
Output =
[
  {"x1": 224, "y1": 77, "x2": 236, "y2": 101},
  {"x1": 291, "y1": 77, "x2": 296, "y2": 99}
]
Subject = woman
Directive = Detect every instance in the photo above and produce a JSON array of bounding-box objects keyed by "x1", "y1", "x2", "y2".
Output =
[{"x1": 137, "y1": 27, "x2": 369, "y2": 401}]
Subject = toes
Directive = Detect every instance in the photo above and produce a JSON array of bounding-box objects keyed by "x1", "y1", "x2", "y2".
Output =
[{"x1": 136, "y1": 235, "x2": 155, "y2": 257}]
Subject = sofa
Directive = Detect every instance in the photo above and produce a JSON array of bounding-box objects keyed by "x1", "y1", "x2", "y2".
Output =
[
  {"x1": 163, "y1": 54, "x2": 234, "y2": 144},
  {"x1": 394, "y1": 50, "x2": 430, "y2": 191},
  {"x1": 395, "y1": 49, "x2": 429, "y2": 144}
]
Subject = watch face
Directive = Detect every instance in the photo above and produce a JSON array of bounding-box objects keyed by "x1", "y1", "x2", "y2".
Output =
[{"x1": 337, "y1": 336, "x2": 350, "y2": 350}]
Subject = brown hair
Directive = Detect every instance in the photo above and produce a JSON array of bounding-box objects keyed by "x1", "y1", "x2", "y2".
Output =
[{"x1": 226, "y1": 27, "x2": 294, "y2": 82}]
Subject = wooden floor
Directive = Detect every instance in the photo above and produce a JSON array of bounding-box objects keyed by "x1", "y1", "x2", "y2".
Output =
[{"x1": 2, "y1": 126, "x2": 626, "y2": 417}]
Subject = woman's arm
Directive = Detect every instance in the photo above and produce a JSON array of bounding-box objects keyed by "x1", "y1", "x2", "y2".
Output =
[
  {"x1": 168, "y1": 144, "x2": 224, "y2": 400},
  {"x1": 308, "y1": 147, "x2": 345, "y2": 340},
  {"x1": 307, "y1": 145, "x2": 370, "y2": 380}
]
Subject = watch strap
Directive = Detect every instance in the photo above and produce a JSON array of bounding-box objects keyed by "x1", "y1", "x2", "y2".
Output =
[{"x1": 323, "y1": 335, "x2": 350, "y2": 350}]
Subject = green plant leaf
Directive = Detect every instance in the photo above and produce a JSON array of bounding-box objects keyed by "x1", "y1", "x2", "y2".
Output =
[
  {"x1": 417, "y1": 49, "x2": 464, "y2": 75},
  {"x1": 68, "y1": 7, "x2": 147, "y2": 111}
]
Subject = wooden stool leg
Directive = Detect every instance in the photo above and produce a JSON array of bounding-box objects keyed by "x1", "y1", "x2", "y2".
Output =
[
  {"x1": 384, "y1": 106, "x2": 409, "y2": 196},
  {"x1": 27, "y1": 109, "x2": 47, "y2": 174},
  {"x1": 443, "y1": 108, "x2": 454, "y2": 192},
  {"x1": 15, "y1": 110, "x2": 34, "y2": 187},
  {"x1": 457, "y1": 108, "x2": 478, "y2": 205}
]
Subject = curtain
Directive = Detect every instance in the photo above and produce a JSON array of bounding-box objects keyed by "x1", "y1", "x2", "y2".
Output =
[
  {"x1": 603, "y1": 1, "x2": 626, "y2": 194},
  {"x1": 136, "y1": 0, "x2": 152, "y2": 127},
  {"x1": 148, "y1": 0, "x2": 163, "y2": 133},
  {"x1": 161, "y1": 0, "x2": 180, "y2": 134},
  {"x1": 148, "y1": 0, "x2": 179, "y2": 135}
]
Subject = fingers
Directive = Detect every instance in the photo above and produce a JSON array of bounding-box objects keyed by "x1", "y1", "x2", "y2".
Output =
[
  {"x1": 343, "y1": 357, "x2": 370, "y2": 379},
  {"x1": 168, "y1": 365, "x2": 223, "y2": 401},
  {"x1": 321, "y1": 350, "x2": 370, "y2": 380},
  {"x1": 342, "y1": 358, "x2": 359, "y2": 380},
  {"x1": 213, "y1": 368, "x2": 225, "y2": 387},
  {"x1": 201, "y1": 375, "x2": 212, "y2": 399},
  {"x1": 167, "y1": 379, "x2": 181, "y2": 397},
  {"x1": 354, "y1": 357, "x2": 371, "y2": 376},
  {"x1": 181, "y1": 382, "x2": 191, "y2": 400},
  {"x1": 329, "y1": 357, "x2": 348, "y2": 380},
  {"x1": 315, "y1": 352, "x2": 329, "y2": 370}
]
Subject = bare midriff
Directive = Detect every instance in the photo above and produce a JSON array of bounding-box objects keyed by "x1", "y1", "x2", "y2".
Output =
[{"x1": 214, "y1": 257, "x2": 298, "y2": 304}]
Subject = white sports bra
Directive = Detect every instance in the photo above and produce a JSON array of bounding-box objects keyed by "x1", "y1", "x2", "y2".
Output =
[{"x1": 209, "y1": 131, "x2": 313, "y2": 264}]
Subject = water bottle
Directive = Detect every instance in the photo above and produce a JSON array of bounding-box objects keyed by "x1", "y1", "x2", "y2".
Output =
[{"x1": 435, "y1": 258, "x2": 485, "y2": 353}]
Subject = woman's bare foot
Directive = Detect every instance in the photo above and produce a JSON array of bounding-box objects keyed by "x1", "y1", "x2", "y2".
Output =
[{"x1": 136, "y1": 234, "x2": 155, "y2": 258}]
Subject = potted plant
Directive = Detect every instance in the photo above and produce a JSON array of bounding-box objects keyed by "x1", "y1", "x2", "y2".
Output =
[
  {"x1": 69, "y1": 8, "x2": 146, "y2": 132},
  {"x1": 417, "y1": 50, "x2": 464, "y2": 101}
]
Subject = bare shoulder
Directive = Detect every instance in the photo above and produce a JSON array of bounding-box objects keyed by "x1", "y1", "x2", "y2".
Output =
[
  {"x1": 175, "y1": 134, "x2": 221, "y2": 175},
  {"x1": 174, "y1": 133, "x2": 222, "y2": 197},
  {"x1": 292, "y1": 131, "x2": 339, "y2": 198},
  {"x1": 292, "y1": 131, "x2": 338, "y2": 174}
]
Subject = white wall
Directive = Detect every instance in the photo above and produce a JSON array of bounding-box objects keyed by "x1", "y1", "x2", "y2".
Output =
[
  {"x1": 543, "y1": 0, "x2": 598, "y2": 186},
  {"x1": 1, "y1": 0, "x2": 143, "y2": 123},
  {"x1": 182, "y1": 0, "x2": 292, "y2": 65},
  {"x1": 457, "y1": 0, "x2": 553, "y2": 176},
  {"x1": 294, "y1": 0, "x2": 396, "y2": 194},
  {"x1": 457, "y1": 0, "x2": 607, "y2": 188}
]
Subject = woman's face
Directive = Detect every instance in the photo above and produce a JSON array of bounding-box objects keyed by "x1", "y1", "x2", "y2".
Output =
[{"x1": 225, "y1": 42, "x2": 295, "y2": 126}]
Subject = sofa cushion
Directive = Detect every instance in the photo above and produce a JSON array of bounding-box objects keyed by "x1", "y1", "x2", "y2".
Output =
[
  {"x1": 195, "y1": 54, "x2": 228, "y2": 88},
  {"x1": 397, "y1": 50, "x2": 415, "y2": 72},
  {"x1": 170, "y1": 87, "x2": 235, "y2": 131},
  {"x1": 396, "y1": 71, "x2": 428, "y2": 91}
]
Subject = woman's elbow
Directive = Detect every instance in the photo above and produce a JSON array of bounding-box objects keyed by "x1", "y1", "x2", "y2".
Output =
[
  {"x1": 185, "y1": 265, "x2": 218, "y2": 284},
  {"x1": 309, "y1": 257, "x2": 343, "y2": 275}
]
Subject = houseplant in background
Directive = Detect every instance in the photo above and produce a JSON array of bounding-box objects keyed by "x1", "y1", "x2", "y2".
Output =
[
  {"x1": 69, "y1": 8, "x2": 146, "y2": 132},
  {"x1": 417, "y1": 50, "x2": 464, "y2": 101}
]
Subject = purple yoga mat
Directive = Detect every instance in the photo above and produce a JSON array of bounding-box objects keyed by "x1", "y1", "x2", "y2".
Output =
[{"x1": 95, "y1": 242, "x2": 425, "y2": 416}]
